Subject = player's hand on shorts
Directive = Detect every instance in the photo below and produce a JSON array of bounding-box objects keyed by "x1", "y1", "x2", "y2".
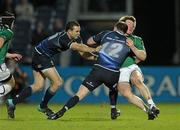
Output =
[{"x1": 11, "y1": 53, "x2": 22, "y2": 61}]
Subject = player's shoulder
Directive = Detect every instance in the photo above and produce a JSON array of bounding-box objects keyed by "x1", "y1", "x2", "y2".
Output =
[
  {"x1": 131, "y1": 34, "x2": 142, "y2": 41},
  {"x1": 0, "y1": 26, "x2": 13, "y2": 39},
  {"x1": 98, "y1": 30, "x2": 110, "y2": 35}
]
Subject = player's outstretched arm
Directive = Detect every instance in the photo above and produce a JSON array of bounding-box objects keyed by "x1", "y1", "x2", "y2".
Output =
[
  {"x1": 70, "y1": 42, "x2": 100, "y2": 53},
  {"x1": 78, "y1": 51, "x2": 98, "y2": 61}
]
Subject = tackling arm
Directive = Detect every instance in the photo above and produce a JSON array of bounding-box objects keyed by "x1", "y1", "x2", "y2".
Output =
[
  {"x1": 126, "y1": 38, "x2": 147, "y2": 61},
  {"x1": 78, "y1": 37, "x2": 101, "y2": 60},
  {"x1": 78, "y1": 51, "x2": 98, "y2": 61},
  {"x1": 70, "y1": 42, "x2": 100, "y2": 53},
  {"x1": 87, "y1": 37, "x2": 97, "y2": 47}
]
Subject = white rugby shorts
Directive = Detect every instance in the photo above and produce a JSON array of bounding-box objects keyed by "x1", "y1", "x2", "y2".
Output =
[
  {"x1": 118, "y1": 64, "x2": 143, "y2": 83},
  {"x1": 0, "y1": 63, "x2": 11, "y2": 82}
]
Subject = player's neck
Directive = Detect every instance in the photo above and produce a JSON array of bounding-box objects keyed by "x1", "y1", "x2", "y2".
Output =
[{"x1": 66, "y1": 32, "x2": 73, "y2": 39}]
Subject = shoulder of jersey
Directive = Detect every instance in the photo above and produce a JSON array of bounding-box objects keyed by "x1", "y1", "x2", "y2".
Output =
[
  {"x1": 131, "y1": 34, "x2": 142, "y2": 41},
  {"x1": 0, "y1": 26, "x2": 13, "y2": 34}
]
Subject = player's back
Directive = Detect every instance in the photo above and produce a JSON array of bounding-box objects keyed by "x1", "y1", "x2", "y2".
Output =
[{"x1": 95, "y1": 31, "x2": 130, "y2": 71}]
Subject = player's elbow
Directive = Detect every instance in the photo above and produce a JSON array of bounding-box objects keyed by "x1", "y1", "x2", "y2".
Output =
[
  {"x1": 141, "y1": 53, "x2": 147, "y2": 61},
  {"x1": 87, "y1": 37, "x2": 96, "y2": 46}
]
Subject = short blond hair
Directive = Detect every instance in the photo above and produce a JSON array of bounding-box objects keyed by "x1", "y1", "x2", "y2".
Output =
[
  {"x1": 119, "y1": 15, "x2": 136, "y2": 29},
  {"x1": 119, "y1": 15, "x2": 136, "y2": 23}
]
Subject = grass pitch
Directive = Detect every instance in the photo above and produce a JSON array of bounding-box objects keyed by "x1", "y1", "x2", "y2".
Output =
[{"x1": 0, "y1": 103, "x2": 179, "y2": 130}]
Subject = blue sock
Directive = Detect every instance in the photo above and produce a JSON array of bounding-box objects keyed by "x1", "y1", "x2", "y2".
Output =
[
  {"x1": 40, "y1": 87, "x2": 55, "y2": 108},
  {"x1": 13, "y1": 86, "x2": 32, "y2": 105}
]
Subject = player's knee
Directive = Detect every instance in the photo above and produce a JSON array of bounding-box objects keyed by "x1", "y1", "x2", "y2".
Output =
[
  {"x1": 131, "y1": 76, "x2": 143, "y2": 86},
  {"x1": 53, "y1": 78, "x2": 63, "y2": 88},
  {"x1": 32, "y1": 82, "x2": 44, "y2": 92},
  {"x1": 76, "y1": 85, "x2": 89, "y2": 100},
  {"x1": 109, "y1": 87, "x2": 117, "y2": 93},
  {"x1": 118, "y1": 86, "x2": 131, "y2": 99},
  {"x1": 121, "y1": 90, "x2": 132, "y2": 99}
]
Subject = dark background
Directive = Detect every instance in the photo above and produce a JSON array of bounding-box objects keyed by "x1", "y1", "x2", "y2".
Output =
[
  {"x1": 133, "y1": 0, "x2": 176, "y2": 66},
  {"x1": 78, "y1": 0, "x2": 177, "y2": 66},
  {"x1": 0, "y1": 0, "x2": 178, "y2": 66}
]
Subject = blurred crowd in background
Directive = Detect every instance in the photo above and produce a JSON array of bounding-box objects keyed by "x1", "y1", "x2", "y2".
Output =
[
  {"x1": 0, "y1": 0, "x2": 179, "y2": 67},
  {"x1": 0, "y1": 0, "x2": 70, "y2": 66}
]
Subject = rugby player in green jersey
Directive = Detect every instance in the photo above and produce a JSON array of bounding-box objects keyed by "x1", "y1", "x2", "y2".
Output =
[
  {"x1": 109, "y1": 16, "x2": 159, "y2": 120},
  {"x1": 0, "y1": 12, "x2": 22, "y2": 119}
]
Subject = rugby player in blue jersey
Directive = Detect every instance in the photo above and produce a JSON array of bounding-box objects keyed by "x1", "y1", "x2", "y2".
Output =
[{"x1": 6, "y1": 21, "x2": 101, "y2": 118}]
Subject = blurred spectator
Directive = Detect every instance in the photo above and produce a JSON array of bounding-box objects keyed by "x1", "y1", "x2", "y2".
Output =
[
  {"x1": 88, "y1": 0, "x2": 125, "y2": 12},
  {"x1": 15, "y1": 0, "x2": 34, "y2": 21},
  {"x1": 6, "y1": 59, "x2": 28, "y2": 99},
  {"x1": 49, "y1": 18, "x2": 64, "y2": 65},
  {"x1": 51, "y1": 18, "x2": 64, "y2": 34},
  {"x1": 32, "y1": 21, "x2": 48, "y2": 46},
  {"x1": 0, "y1": 0, "x2": 16, "y2": 14},
  {"x1": 31, "y1": 0, "x2": 57, "y2": 7},
  {"x1": 88, "y1": 0, "x2": 110, "y2": 12}
]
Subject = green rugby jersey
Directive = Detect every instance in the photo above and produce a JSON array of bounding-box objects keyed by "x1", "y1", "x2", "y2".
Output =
[
  {"x1": 121, "y1": 34, "x2": 145, "y2": 67},
  {"x1": 0, "y1": 26, "x2": 13, "y2": 64}
]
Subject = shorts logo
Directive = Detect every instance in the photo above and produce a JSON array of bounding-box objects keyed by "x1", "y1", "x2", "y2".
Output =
[{"x1": 86, "y1": 82, "x2": 94, "y2": 87}]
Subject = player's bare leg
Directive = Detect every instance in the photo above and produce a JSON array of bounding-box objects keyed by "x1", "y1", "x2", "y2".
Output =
[
  {"x1": 131, "y1": 71, "x2": 160, "y2": 117},
  {"x1": 117, "y1": 82, "x2": 148, "y2": 112},
  {"x1": 38, "y1": 67, "x2": 63, "y2": 116},
  {"x1": 7, "y1": 71, "x2": 44, "y2": 118}
]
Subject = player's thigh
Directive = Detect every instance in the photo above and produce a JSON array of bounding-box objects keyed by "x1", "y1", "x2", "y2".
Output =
[
  {"x1": 82, "y1": 70, "x2": 102, "y2": 91},
  {"x1": 6, "y1": 75, "x2": 15, "y2": 88},
  {"x1": 117, "y1": 82, "x2": 132, "y2": 97},
  {"x1": 119, "y1": 67, "x2": 131, "y2": 83},
  {"x1": 43, "y1": 67, "x2": 63, "y2": 86},
  {"x1": 130, "y1": 70, "x2": 144, "y2": 85},
  {"x1": 104, "y1": 71, "x2": 119, "y2": 90}
]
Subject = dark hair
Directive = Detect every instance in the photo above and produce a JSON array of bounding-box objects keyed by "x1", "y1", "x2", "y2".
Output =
[
  {"x1": 65, "y1": 21, "x2": 80, "y2": 31},
  {"x1": 114, "y1": 21, "x2": 128, "y2": 34}
]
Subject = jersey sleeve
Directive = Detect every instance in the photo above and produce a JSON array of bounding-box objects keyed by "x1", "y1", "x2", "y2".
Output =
[
  {"x1": 92, "y1": 31, "x2": 108, "y2": 45},
  {"x1": 134, "y1": 36, "x2": 145, "y2": 50},
  {"x1": 0, "y1": 28, "x2": 13, "y2": 42},
  {"x1": 58, "y1": 33, "x2": 73, "y2": 50}
]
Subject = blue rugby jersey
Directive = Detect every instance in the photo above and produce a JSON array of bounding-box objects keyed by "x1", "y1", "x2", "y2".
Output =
[
  {"x1": 35, "y1": 31, "x2": 82, "y2": 57},
  {"x1": 93, "y1": 30, "x2": 130, "y2": 71}
]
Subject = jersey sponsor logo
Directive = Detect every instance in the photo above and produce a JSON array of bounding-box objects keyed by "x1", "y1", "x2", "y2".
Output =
[{"x1": 106, "y1": 36, "x2": 125, "y2": 43}]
